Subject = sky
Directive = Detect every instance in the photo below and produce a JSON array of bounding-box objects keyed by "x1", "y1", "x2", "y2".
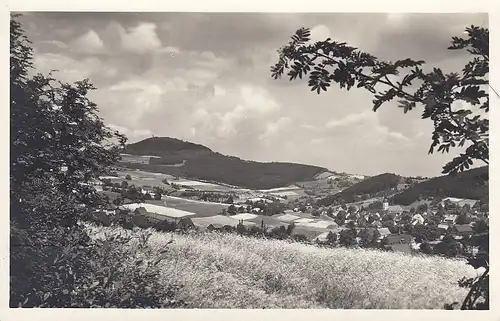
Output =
[{"x1": 17, "y1": 12, "x2": 488, "y2": 177}]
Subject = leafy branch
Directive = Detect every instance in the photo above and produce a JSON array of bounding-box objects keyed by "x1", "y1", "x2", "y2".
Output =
[{"x1": 271, "y1": 25, "x2": 489, "y2": 175}]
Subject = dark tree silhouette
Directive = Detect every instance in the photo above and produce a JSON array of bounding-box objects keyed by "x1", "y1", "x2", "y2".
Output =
[{"x1": 271, "y1": 24, "x2": 489, "y2": 310}]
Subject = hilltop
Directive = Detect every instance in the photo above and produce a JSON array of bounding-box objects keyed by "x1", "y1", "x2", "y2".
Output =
[
  {"x1": 119, "y1": 137, "x2": 328, "y2": 189},
  {"x1": 126, "y1": 137, "x2": 213, "y2": 154}
]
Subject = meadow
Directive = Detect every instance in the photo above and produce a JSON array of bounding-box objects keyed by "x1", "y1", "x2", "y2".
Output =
[
  {"x1": 147, "y1": 197, "x2": 229, "y2": 217},
  {"x1": 85, "y1": 223, "x2": 480, "y2": 309}
]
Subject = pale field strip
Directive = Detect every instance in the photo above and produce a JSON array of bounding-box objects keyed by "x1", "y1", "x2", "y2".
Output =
[
  {"x1": 191, "y1": 215, "x2": 243, "y2": 228},
  {"x1": 293, "y1": 218, "x2": 316, "y2": 224},
  {"x1": 164, "y1": 196, "x2": 230, "y2": 206},
  {"x1": 258, "y1": 186, "x2": 302, "y2": 192},
  {"x1": 230, "y1": 213, "x2": 260, "y2": 221},
  {"x1": 275, "y1": 214, "x2": 302, "y2": 222},
  {"x1": 120, "y1": 203, "x2": 196, "y2": 218}
]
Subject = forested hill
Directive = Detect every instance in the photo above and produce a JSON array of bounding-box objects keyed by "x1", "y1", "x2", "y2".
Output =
[
  {"x1": 120, "y1": 137, "x2": 328, "y2": 189},
  {"x1": 392, "y1": 166, "x2": 489, "y2": 205},
  {"x1": 318, "y1": 173, "x2": 402, "y2": 205}
]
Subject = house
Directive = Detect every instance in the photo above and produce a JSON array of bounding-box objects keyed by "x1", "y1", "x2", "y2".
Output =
[
  {"x1": 388, "y1": 243, "x2": 413, "y2": 254},
  {"x1": 438, "y1": 224, "x2": 450, "y2": 233},
  {"x1": 411, "y1": 214, "x2": 425, "y2": 225},
  {"x1": 443, "y1": 214, "x2": 458, "y2": 224},
  {"x1": 387, "y1": 205, "x2": 404, "y2": 214},
  {"x1": 451, "y1": 224, "x2": 474, "y2": 237},
  {"x1": 134, "y1": 207, "x2": 149, "y2": 216},
  {"x1": 377, "y1": 227, "x2": 391, "y2": 238},
  {"x1": 384, "y1": 233, "x2": 412, "y2": 245}
]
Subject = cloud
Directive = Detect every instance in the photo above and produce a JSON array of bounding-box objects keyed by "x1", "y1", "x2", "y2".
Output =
[
  {"x1": 259, "y1": 117, "x2": 292, "y2": 140},
  {"x1": 310, "y1": 24, "x2": 331, "y2": 42},
  {"x1": 33, "y1": 52, "x2": 104, "y2": 83},
  {"x1": 120, "y1": 22, "x2": 162, "y2": 54},
  {"x1": 108, "y1": 124, "x2": 153, "y2": 142},
  {"x1": 72, "y1": 29, "x2": 104, "y2": 54},
  {"x1": 21, "y1": 12, "x2": 488, "y2": 178}
]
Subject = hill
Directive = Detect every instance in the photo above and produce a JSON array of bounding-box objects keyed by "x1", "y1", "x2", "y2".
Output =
[
  {"x1": 392, "y1": 166, "x2": 489, "y2": 206},
  {"x1": 318, "y1": 173, "x2": 402, "y2": 206},
  {"x1": 120, "y1": 137, "x2": 327, "y2": 189}
]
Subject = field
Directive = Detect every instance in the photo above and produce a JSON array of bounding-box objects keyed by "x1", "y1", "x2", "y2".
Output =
[
  {"x1": 147, "y1": 197, "x2": 229, "y2": 217},
  {"x1": 86, "y1": 224, "x2": 480, "y2": 309},
  {"x1": 111, "y1": 169, "x2": 233, "y2": 191}
]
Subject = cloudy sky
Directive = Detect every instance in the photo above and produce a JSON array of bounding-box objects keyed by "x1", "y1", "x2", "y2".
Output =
[{"x1": 17, "y1": 12, "x2": 488, "y2": 177}]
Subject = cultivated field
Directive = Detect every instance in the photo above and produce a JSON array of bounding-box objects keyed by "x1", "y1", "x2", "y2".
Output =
[
  {"x1": 86, "y1": 224, "x2": 480, "y2": 309},
  {"x1": 147, "y1": 197, "x2": 229, "y2": 217}
]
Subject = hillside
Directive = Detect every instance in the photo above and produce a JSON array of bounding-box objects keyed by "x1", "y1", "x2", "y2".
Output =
[
  {"x1": 87, "y1": 223, "x2": 478, "y2": 309},
  {"x1": 318, "y1": 173, "x2": 402, "y2": 206},
  {"x1": 120, "y1": 137, "x2": 327, "y2": 189},
  {"x1": 392, "y1": 166, "x2": 489, "y2": 206}
]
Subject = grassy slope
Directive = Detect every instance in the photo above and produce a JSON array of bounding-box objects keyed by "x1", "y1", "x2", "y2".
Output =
[{"x1": 86, "y1": 224, "x2": 479, "y2": 309}]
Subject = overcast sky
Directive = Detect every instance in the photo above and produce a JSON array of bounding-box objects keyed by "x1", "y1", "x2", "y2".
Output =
[{"x1": 17, "y1": 12, "x2": 488, "y2": 177}]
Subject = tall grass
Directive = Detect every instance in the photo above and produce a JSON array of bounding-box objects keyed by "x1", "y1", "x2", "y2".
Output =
[{"x1": 85, "y1": 224, "x2": 480, "y2": 309}]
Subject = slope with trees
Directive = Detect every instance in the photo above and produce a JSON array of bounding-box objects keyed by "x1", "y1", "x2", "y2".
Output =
[
  {"x1": 120, "y1": 137, "x2": 328, "y2": 189},
  {"x1": 393, "y1": 166, "x2": 488, "y2": 205},
  {"x1": 318, "y1": 173, "x2": 401, "y2": 205}
]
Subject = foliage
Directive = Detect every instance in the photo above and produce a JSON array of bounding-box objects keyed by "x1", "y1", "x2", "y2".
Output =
[
  {"x1": 272, "y1": 24, "x2": 489, "y2": 310},
  {"x1": 10, "y1": 14, "x2": 182, "y2": 308},
  {"x1": 271, "y1": 25, "x2": 489, "y2": 175},
  {"x1": 411, "y1": 224, "x2": 441, "y2": 242}
]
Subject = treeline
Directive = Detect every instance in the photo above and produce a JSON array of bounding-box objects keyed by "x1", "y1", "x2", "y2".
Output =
[{"x1": 393, "y1": 166, "x2": 488, "y2": 206}]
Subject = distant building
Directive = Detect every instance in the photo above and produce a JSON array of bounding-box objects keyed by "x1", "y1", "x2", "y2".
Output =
[
  {"x1": 451, "y1": 224, "x2": 474, "y2": 237},
  {"x1": 443, "y1": 214, "x2": 458, "y2": 225},
  {"x1": 383, "y1": 202, "x2": 389, "y2": 211},
  {"x1": 387, "y1": 205, "x2": 404, "y2": 214}
]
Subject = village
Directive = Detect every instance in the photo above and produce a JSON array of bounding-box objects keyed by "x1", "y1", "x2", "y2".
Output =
[{"x1": 91, "y1": 167, "x2": 489, "y2": 259}]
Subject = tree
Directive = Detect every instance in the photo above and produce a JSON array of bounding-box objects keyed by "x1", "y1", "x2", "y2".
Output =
[
  {"x1": 420, "y1": 242, "x2": 434, "y2": 255},
  {"x1": 335, "y1": 210, "x2": 346, "y2": 226},
  {"x1": 272, "y1": 24, "x2": 489, "y2": 309},
  {"x1": 121, "y1": 180, "x2": 129, "y2": 189},
  {"x1": 417, "y1": 203, "x2": 429, "y2": 213},
  {"x1": 412, "y1": 224, "x2": 441, "y2": 242},
  {"x1": 227, "y1": 204, "x2": 237, "y2": 215},
  {"x1": 9, "y1": 15, "x2": 181, "y2": 309},
  {"x1": 272, "y1": 26, "x2": 488, "y2": 175},
  {"x1": 226, "y1": 195, "x2": 234, "y2": 204},
  {"x1": 338, "y1": 228, "x2": 357, "y2": 247},
  {"x1": 326, "y1": 231, "x2": 338, "y2": 245},
  {"x1": 125, "y1": 174, "x2": 132, "y2": 180}
]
